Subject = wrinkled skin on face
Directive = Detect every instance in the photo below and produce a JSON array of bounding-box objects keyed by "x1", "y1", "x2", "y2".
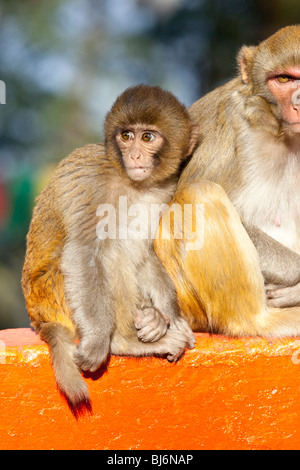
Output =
[
  {"x1": 267, "y1": 66, "x2": 300, "y2": 133},
  {"x1": 116, "y1": 124, "x2": 164, "y2": 181}
]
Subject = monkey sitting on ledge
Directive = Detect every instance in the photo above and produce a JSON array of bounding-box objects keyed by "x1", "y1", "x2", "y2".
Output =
[
  {"x1": 155, "y1": 25, "x2": 300, "y2": 337},
  {"x1": 23, "y1": 26, "x2": 300, "y2": 410},
  {"x1": 22, "y1": 85, "x2": 198, "y2": 407}
]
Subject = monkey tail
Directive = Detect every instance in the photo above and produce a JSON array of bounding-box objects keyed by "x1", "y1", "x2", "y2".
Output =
[{"x1": 39, "y1": 322, "x2": 90, "y2": 407}]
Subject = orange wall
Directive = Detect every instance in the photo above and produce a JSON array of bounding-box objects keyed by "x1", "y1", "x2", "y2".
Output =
[{"x1": 1, "y1": 328, "x2": 300, "y2": 450}]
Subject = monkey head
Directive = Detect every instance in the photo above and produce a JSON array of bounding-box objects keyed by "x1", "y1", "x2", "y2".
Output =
[
  {"x1": 104, "y1": 85, "x2": 199, "y2": 187},
  {"x1": 238, "y1": 25, "x2": 300, "y2": 134}
]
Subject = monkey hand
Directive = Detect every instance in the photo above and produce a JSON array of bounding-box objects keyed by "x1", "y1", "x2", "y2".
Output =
[
  {"x1": 73, "y1": 334, "x2": 111, "y2": 373},
  {"x1": 134, "y1": 307, "x2": 170, "y2": 343},
  {"x1": 266, "y1": 283, "x2": 300, "y2": 308}
]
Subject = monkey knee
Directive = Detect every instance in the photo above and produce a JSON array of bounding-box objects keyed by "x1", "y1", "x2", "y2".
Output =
[{"x1": 176, "y1": 181, "x2": 228, "y2": 207}]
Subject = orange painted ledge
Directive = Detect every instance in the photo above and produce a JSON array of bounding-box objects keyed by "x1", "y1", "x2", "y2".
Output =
[{"x1": 1, "y1": 328, "x2": 300, "y2": 450}]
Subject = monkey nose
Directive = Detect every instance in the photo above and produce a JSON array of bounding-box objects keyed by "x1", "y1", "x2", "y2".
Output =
[
  {"x1": 292, "y1": 103, "x2": 300, "y2": 117},
  {"x1": 130, "y1": 150, "x2": 141, "y2": 161},
  {"x1": 292, "y1": 89, "x2": 300, "y2": 109}
]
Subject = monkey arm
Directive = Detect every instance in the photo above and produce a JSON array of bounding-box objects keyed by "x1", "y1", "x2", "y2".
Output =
[{"x1": 244, "y1": 223, "x2": 300, "y2": 287}]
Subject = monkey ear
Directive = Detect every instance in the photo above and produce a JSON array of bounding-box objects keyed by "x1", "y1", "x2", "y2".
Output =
[
  {"x1": 186, "y1": 123, "x2": 200, "y2": 156},
  {"x1": 238, "y1": 46, "x2": 256, "y2": 84}
]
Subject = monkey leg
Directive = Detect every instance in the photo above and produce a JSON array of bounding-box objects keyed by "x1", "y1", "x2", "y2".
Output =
[
  {"x1": 154, "y1": 181, "x2": 269, "y2": 336},
  {"x1": 154, "y1": 181, "x2": 300, "y2": 337},
  {"x1": 111, "y1": 321, "x2": 195, "y2": 362},
  {"x1": 245, "y1": 223, "x2": 300, "y2": 288},
  {"x1": 62, "y1": 241, "x2": 114, "y2": 372}
]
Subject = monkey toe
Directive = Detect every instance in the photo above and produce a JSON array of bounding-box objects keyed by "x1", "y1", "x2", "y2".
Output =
[
  {"x1": 74, "y1": 353, "x2": 98, "y2": 372},
  {"x1": 172, "y1": 317, "x2": 196, "y2": 349},
  {"x1": 162, "y1": 329, "x2": 191, "y2": 362},
  {"x1": 166, "y1": 342, "x2": 186, "y2": 362},
  {"x1": 74, "y1": 341, "x2": 110, "y2": 372},
  {"x1": 166, "y1": 350, "x2": 184, "y2": 362}
]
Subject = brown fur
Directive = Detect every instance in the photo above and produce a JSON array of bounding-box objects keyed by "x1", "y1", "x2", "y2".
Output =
[
  {"x1": 155, "y1": 26, "x2": 300, "y2": 336},
  {"x1": 155, "y1": 182, "x2": 300, "y2": 337},
  {"x1": 22, "y1": 85, "x2": 198, "y2": 408}
]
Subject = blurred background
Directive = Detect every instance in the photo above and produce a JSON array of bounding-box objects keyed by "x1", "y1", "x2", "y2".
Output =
[{"x1": 0, "y1": 0, "x2": 299, "y2": 329}]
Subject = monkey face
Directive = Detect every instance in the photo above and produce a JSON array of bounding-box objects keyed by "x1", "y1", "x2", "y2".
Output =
[
  {"x1": 116, "y1": 124, "x2": 164, "y2": 182},
  {"x1": 104, "y1": 84, "x2": 199, "y2": 187},
  {"x1": 239, "y1": 25, "x2": 300, "y2": 135},
  {"x1": 267, "y1": 67, "x2": 300, "y2": 133}
]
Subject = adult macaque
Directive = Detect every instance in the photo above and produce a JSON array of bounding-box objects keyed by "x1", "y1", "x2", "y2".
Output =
[
  {"x1": 154, "y1": 25, "x2": 300, "y2": 335},
  {"x1": 22, "y1": 85, "x2": 197, "y2": 407}
]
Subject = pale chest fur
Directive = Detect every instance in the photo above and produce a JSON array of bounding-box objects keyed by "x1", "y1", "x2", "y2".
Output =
[
  {"x1": 96, "y1": 175, "x2": 176, "y2": 265},
  {"x1": 232, "y1": 129, "x2": 300, "y2": 254}
]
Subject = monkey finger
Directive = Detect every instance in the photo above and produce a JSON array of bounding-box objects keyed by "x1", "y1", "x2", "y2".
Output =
[
  {"x1": 133, "y1": 315, "x2": 154, "y2": 331},
  {"x1": 267, "y1": 296, "x2": 292, "y2": 308},
  {"x1": 266, "y1": 291, "x2": 277, "y2": 299},
  {"x1": 266, "y1": 287, "x2": 287, "y2": 299},
  {"x1": 134, "y1": 307, "x2": 167, "y2": 331},
  {"x1": 141, "y1": 310, "x2": 169, "y2": 340},
  {"x1": 266, "y1": 284, "x2": 300, "y2": 308},
  {"x1": 139, "y1": 312, "x2": 161, "y2": 329},
  {"x1": 265, "y1": 284, "x2": 285, "y2": 297},
  {"x1": 141, "y1": 307, "x2": 165, "y2": 321},
  {"x1": 137, "y1": 322, "x2": 168, "y2": 343}
]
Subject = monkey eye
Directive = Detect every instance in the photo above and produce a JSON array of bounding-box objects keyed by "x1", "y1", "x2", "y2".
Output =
[
  {"x1": 276, "y1": 75, "x2": 292, "y2": 83},
  {"x1": 121, "y1": 131, "x2": 134, "y2": 141},
  {"x1": 142, "y1": 132, "x2": 155, "y2": 142}
]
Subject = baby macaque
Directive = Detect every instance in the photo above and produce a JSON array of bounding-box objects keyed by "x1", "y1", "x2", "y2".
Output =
[{"x1": 22, "y1": 85, "x2": 198, "y2": 407}]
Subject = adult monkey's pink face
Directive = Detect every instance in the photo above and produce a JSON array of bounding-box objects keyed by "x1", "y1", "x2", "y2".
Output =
[
  {"x1": 267, "y1": 67, "x2": 300, "y2": 133},
  {"x1": 238, "y1": 25, "x2": 300, "y2": 134}
]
